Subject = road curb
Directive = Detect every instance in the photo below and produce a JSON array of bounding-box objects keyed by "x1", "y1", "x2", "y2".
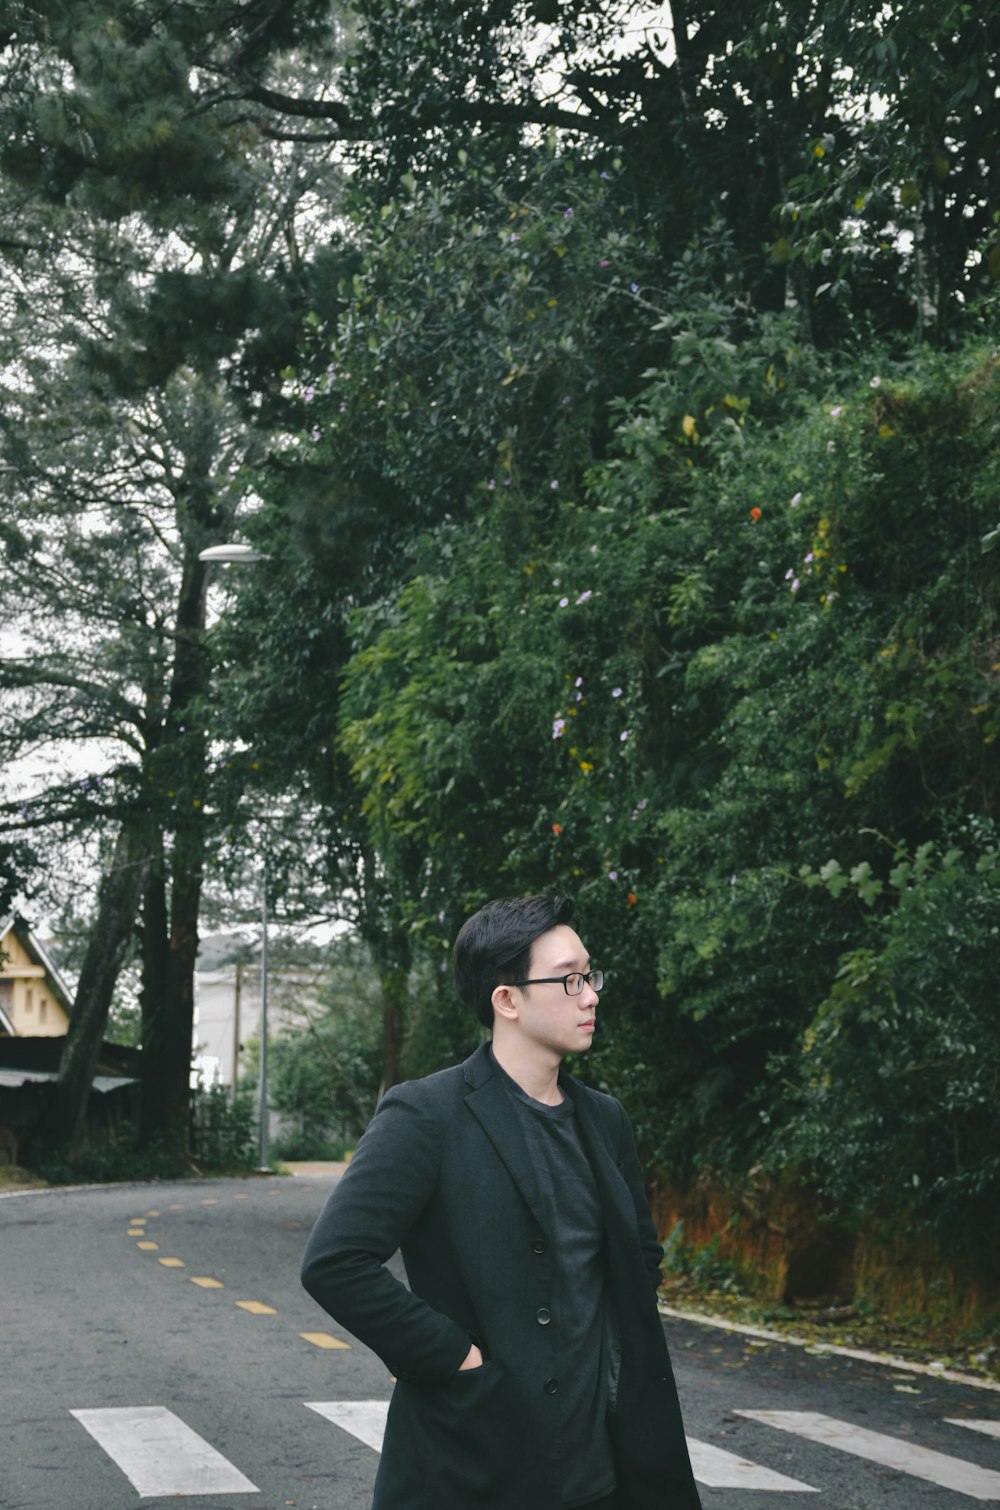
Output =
[{"x1": 658, "y1": 1304, "x2": 1000, "y2": 1393}]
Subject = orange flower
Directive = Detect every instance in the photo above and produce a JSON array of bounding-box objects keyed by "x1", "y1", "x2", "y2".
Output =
[
  {"x1": 750, "y1": 506, "x2": 762, "y2": 522},
  {"x1": 626, "y1": 892, "x2": 637, "y2": 907},
  {"x1": 551, "y1": 823, "x2": 562, "y2": 836}
]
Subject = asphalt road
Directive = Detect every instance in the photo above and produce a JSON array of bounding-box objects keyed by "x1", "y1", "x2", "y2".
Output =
[{"x1": 2, "y1": 1175, "x2": 999, "y2": 1510}]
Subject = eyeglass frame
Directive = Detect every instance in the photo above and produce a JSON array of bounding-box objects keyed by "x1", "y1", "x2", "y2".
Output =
[{"x1": 507, "y1": 969, "x2": 604, "y2": 996}]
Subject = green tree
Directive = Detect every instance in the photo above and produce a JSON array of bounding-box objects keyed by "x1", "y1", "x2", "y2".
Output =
[
  {"x1": 268, "y1": 935, "x2": 384, "y2": 1153},
  {"x1": 0, "y1": 5, "x2": 347, "y2": 1150}
]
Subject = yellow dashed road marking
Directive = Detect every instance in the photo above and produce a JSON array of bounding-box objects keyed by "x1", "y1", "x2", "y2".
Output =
[
  {"x1": 145, "y1": 1209, "x2": 161, "y2": 1218},
  {"x1": 127, "y1": 1227, "x2": 145, "y2": 1236},
  {"x1": 158, "y1": 1257, "x2": 185, "y2": 1268},
  {"x1": 234, "y1": 1194, "x2": 249, "y2": 1200},
  {"x1": 235, "y1": 1300, "x2": 277, "y2": 1315},
  {"x1": 201, "y1": 1198, "x2": 219, "y2": 1206},
  {"x1": 137, "y1": 1241, "x2": 159, "y2": 1251},
  {"x1": 300, "y1": 1332, "x2": 351, "y2": 1350},
  {"x1": 167, "y1": 1203, "x2": 184, "y2": 1211},
  {"x1": 191, "y1": 1277, "x2": 224, "y2": 1289}
]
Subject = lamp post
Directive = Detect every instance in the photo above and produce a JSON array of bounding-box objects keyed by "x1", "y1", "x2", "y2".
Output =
[
  {"x1": 199, "y1": 540, "x2": 272, "y2": 1171},
  {"x1": 258, "y1": 838, "x2": 271, "y2": 1173}
]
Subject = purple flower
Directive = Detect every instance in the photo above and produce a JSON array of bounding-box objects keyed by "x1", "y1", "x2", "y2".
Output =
[
  {"x1": 785, "y1": 568, "x2": 795, "y2": 580},
  {"x1": 575, "y1": 589, "x2": 592, "y2": 605},
  {"x1": 559, "y1": 596, "x2": 569, "y2": 608},
  {"x1": 575, "y1": 676, "x2": 583, "y2": 687},
  {"x1": 804, "y1": 552, "x2": 815, "y2": 564},
  {"x1": 791, "y1": 578, "x2": 801, "y2": 594},
  {"x1": 552, "y1": 718, "x2": 566, "y2": 739},
  {"x1": 620, "y1": 730, "x2": 629, "y2": 742},
  {"x1": 599, "y1": 259, "x2": 610, "y2": 268},
  {"x1": 550, "y1": 480, "x2": 559, "y2": 490},
  {"x1": 576, "y1": 692, "x2": 583, "y2": 702},
  {"x1": 609, "y1": 870, "x2": 618, "y2": 881},
  {"x1": 791, "y1": 492, "x2": 802, "y2": 506},
  {"x1": 612, "y1": 686, "x2": 623, "y2": 698},
  {"x1": 870, "y1": 376, "x2": 881, "y2": 388},
  {"x1": 564, "y1": 208, "x2": 574, "y2": 219},
  {"x1": 830, "y1": 405, "x2": 843, "y2": 418},
  {"x1": 510, "y1": 233, "x2": 520, "y2": 242},
  {"x1": 304, "y1": 386, "x2": 315, "y2": 402},
  {"x1": 630, "y1": 282, "x2": 639, "y2": 293},
  {"x1": 600, "y1": 172, "x2": 611, "y2": 180},
  {"x1": 488, "y1": 479, "x2": 496, "y2": 490}
]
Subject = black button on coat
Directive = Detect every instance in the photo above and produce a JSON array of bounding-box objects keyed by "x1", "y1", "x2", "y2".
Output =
[{"x1": 301, "y1": 1043, "x2": 702, "y2": 1510}]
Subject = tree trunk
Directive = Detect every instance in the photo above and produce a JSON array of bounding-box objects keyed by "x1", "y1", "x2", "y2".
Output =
[
  {"x1": 45, "y1": 824, "x2": 148, "y2": 1151},
  {"x1": 379, "y1": 955, "x2": 410, "y2": 1092},
  {"x1": 138, "y1": 788, "x2": 207, "y2": 1153},
  {"x1": 139, "y1": 535, "x2": 211, "y2": 1148},
  {"x1": 357, "y1": 839, "x2": 414, "y2": 1094},
  {"x1": 139, "y1": 850, "x2": 172, "y2": 1145}
]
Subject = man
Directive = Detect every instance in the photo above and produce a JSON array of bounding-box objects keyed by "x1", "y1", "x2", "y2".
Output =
[{"x1": 301, "y1": 895, "x2": 702, "y2": 1510}]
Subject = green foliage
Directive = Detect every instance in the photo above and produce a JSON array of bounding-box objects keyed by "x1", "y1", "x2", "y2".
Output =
[
  {"x1": 663, "y1": 1222, "x2": 745, "y2": 1295},
  {"x1": 785, "y1": 827, "x2": 1000, "y2": 1254},
  {"x1": 336, "y1": 332, "x2": 999, "y2": 1251},
  {"x1": 189, "y1": 1083, "x2": 258, "y2": 1172},
  {"x1": 23, "y1": 1126, "x2": 189, "y2": 1185},
  {"x1": 283, "y1": 148, "x2": 658, "y2": 581},
  {"x1": 265, "y1": 935, "x2": 385, "y2": 1143}
]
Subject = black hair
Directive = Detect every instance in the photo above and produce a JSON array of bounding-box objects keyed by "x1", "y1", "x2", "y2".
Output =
[{"x1": 452, "y1": 895, "x2": 575, "y2": 1028}]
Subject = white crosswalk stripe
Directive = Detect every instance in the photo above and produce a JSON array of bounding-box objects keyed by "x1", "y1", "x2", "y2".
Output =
[
  {"x1": 737, "y1": 1409, "x2": 1000, "y2": 1502},
  {"x1": 305, "y1": 1402, "x2": 821, "y2": 1493},
  {"x1": 948, "y1": 1419, "x2": 1000, "y2": 1441},
  {"x1": 306, "y1": 1399, "x2": 390, "y2": 1453},
  {"x1": 68, "y1": 1398, "x2": 1000, "y2": 1501},
  {"x1": 685, "y1": 1438, "x2": 817, "y2": 1491},
  {"x1": 70, "y1": 1406, "x2": 259, "y2": 1497}
]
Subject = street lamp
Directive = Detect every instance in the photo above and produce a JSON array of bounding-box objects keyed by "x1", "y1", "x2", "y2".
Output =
[
  {"x1": 199, "y1": 543, "x2": 270, "y2": 563},
  {"x1": 199, "y1": 540, "x2": 272, "y2": 1172}
]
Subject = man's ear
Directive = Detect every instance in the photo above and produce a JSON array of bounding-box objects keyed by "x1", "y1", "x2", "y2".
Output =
[{"x1": 491, "y1": 982, "x2": 519, "y2": 1022}]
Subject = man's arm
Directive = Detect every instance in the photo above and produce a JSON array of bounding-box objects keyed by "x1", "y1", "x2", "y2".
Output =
[{"x1": 301, "y1": 1084, "x2": 472, "y2": 1382}]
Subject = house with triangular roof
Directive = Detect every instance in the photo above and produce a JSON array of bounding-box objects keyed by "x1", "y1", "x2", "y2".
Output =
[{"x1": 0, "y1": 916, "x2": 72, "y2": 1037}]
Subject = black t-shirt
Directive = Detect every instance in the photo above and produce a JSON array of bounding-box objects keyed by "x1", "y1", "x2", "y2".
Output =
[{"x1": 490, "y1": 1051, "x2": 617, "y2": 1506}]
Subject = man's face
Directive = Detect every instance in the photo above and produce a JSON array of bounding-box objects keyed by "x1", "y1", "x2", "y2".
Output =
[{"x1": 509, "y1": 923, "x2": 600, "y2": 1060}]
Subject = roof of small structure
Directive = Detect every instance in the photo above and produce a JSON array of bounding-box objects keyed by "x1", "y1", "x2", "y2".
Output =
[{"x1": 0, "y1": 916, "x2": 75, "y2": 1013}]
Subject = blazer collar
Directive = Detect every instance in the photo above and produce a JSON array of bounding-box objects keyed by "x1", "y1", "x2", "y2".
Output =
[{"x1": 462, "y1": 1044, "x2": 547, "y2": 1229}]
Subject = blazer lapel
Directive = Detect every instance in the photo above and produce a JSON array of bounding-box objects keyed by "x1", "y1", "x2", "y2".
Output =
[
  {"x1": 561, "y1": 1075, "x2": 642, "y2": 1243},
  {"x1": 463, "y1": 1046, "x2": 548, "y2": 1233}
]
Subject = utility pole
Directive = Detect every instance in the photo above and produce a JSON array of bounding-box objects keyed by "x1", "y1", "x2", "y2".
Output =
[{"x1": 232, "y1": 959, "x2": 242, "y2": 1092}]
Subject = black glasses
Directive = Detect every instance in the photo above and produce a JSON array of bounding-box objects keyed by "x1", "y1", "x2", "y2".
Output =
[{"x1": 509, "y1": 970, "x2": 604, "y2": 996}]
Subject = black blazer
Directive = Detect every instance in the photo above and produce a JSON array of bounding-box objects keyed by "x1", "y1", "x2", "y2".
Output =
[{"x1": 301, "y1": 1043, "x2": 701, "y2": 1510}]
